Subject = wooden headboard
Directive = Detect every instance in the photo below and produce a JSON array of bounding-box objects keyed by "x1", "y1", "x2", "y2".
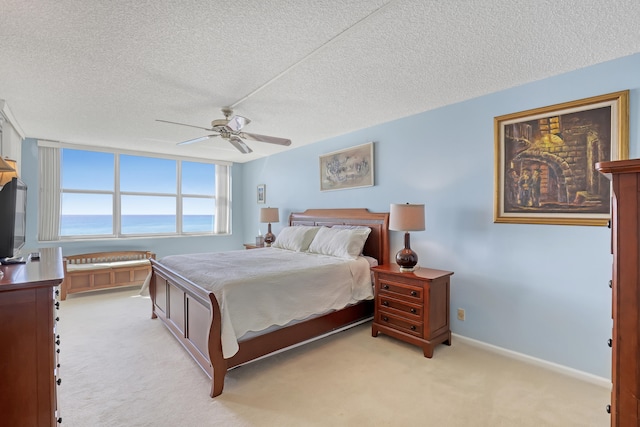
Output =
[{"x1": 289, "y1": 208, "x2": 390, "y2": 265}]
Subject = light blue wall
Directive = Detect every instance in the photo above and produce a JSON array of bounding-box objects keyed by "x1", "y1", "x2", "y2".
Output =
[
  {"x1": 20, "y1": 139, "x2": 246, "y2": 257},
  {"x1": 241, "y1": 52, "x2": 640, "y2": 379}
]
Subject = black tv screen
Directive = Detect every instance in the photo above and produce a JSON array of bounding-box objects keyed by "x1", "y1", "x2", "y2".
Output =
[{"x1": 0, "y1": 177, "x2": 27, "y2": 258}]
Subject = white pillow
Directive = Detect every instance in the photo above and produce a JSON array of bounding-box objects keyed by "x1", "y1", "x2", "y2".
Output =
[
  {"x1": 307, "y1": 226, "x2": 371, "y2": 259},
  {"x1": 271, "y1": 226, "x2": 320, "y2": 252}
]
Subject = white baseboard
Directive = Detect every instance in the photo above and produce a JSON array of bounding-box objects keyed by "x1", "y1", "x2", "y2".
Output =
[{"x1": 453, "y1": 333, "x2": 611, "y2": 389}]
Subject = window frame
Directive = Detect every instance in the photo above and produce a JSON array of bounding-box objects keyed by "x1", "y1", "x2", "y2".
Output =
[{"x1": 57, "y1": 144, "x2": 229, "y2": 239}]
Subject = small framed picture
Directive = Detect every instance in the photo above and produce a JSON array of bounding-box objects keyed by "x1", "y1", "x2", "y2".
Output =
[{"x1": 257, "y1": 184, "x2": 266, "y2": 204}]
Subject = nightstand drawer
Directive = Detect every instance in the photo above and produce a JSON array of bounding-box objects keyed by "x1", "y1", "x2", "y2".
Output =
[
  {"x1": 378, "y1": 294, "x2": 422, "y2": 318},
  {"x1": 377, "y1": 311, "x2": 423, "y2": 337},
  {"x1": 377, "y1": 278, "x2": 423, "y2": 303}
]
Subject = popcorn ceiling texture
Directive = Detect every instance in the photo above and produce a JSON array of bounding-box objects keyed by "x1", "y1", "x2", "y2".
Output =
[{"x1": 1, "y1": 0, "x2": 639, "y2": 162}]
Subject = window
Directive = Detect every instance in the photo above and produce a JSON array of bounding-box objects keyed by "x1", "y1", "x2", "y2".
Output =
[{"x1": 55, "y1": 147, "x2": 229, "y2": 238}]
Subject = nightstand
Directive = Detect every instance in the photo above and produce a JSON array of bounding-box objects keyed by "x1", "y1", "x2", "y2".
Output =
[
  {"x1": 371, "y1": 264, "x2": 453, "y2": 358},
  {"x1": 243, "y1": 244, "x2": 263, "y2": 250}
]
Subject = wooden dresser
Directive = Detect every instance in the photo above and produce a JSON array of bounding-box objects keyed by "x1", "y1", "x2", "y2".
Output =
[
  {"x1": 596, "y1": 159, "x2": 640, "y2": 426},
  {"x1": 371, "y1": 264, "x2": 453, "y2": 357},
  {"x1": 0, "y1": 248, "x2": 64, "y2": 426}
]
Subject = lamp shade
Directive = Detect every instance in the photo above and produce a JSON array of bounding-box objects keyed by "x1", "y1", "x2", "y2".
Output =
[
  {"x1": 0, "y1": 158, "x2": 18, "y2": 187},
  {"x1": 389, "y1": 203, "x2": 425, "y2": 232},
  {"x1": 260, "y1": 207, "x2": 279, "y2": 223}
]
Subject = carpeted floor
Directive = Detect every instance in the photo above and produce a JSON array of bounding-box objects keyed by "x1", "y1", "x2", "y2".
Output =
[{"x1": 57, "y1": 288, "x2": 610, "y2": 426}]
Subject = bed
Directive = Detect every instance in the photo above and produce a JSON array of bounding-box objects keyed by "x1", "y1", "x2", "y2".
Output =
[{"x1": 149, "y1": 208, "x2": 390, "y2": 397}]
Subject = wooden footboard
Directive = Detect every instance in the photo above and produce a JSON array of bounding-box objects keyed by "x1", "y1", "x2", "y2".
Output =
[
  {"x1": 151, "y1": 258, "x2": 373, "y2": 397},
  {"x1": 149, "y1": 208, "x2": 389, "y2": 397},
  {"x1": 150, "y1": 259, "x2": 224, "y2": 395}
]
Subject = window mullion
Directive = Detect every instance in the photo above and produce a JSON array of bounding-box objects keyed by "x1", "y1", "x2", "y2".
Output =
[
  {"x1": 113, "y1": 154, "x2": 120, "y2": 237},
  {"x1": 177, "y1": 160, "x2": 182, "y2": 234}
]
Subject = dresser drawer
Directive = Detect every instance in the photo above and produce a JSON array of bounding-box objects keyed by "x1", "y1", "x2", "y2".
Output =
[
  {"x1": 377, "y1": 294, "x2": 422, "y2": 318},
  {"x1": 376, "y1": 275, "x2": 423, "y2": 303},
  {"x1": 376, "y1": 311, "x2": 423, "y2": 337}
]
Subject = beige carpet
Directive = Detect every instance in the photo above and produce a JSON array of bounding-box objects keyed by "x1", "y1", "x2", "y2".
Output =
[{"x1": 57, "y1": 288, "x2": 610, "y2": 427}]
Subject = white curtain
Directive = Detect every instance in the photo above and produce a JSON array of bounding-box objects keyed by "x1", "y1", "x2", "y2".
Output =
[
  {"x1": 37, "y1": 144, "x2": 60, "y2": 241},
  {"x1": 214, "y1": 164, "x2": 230, "y2": 234}
]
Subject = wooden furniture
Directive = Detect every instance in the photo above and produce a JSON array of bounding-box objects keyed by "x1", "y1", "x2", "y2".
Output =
[
  {"x1": 371, "y1": 264, "x2": 453, "y2": 357},
  {"x1": 243, "y1": 243, "x2": 262, "y2": 249},
  {"x1": 596, "y1": 159, "x2": 640, "y2": 426},
  {"x1": 150, "y1": 208, "x2": 389, "y2": 397},
  {"x1": 61, "y1": 250, "x2": 155, "y2": 300},
  {"x1": 0, "y1": 247, "x2": 64, "y2": 426}
]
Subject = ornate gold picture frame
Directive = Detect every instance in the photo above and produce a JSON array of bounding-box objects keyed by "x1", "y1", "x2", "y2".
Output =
[{"x1": 494, "y1": 91, "x2": 629, "y2": 226}]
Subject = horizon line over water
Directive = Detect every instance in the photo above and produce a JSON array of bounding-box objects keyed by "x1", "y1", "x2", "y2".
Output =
[{"x1": 61, "y1": 214, "x2": 215, "y2": 235}]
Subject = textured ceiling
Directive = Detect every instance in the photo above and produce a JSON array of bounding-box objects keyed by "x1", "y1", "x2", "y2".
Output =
[{"x1": 1, "y1": 0, "x2": 640, "y2": 163}]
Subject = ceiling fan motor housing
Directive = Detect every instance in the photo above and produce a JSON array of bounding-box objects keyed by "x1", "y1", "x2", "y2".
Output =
[{"x1": 211, "y1": 119, "x2": 228, "y2": 128}]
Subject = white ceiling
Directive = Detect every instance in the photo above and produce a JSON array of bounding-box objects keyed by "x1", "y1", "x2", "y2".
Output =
[{"x1": 1, "y1": 0, "x2": 640, "y2": 163}]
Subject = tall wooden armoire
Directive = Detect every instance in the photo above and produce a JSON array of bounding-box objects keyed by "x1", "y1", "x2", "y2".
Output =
[{"x1": 597, "y1": 159, "x2": 640, "y2": 426}]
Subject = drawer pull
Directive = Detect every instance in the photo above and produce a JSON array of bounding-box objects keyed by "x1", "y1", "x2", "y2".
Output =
[
  {"x1": 410, "y1": 291, "x2": 417, "y2": 297},
  {"x1": 609, "y1": 280, "x2": 612, "y2": 288},
  {"x1": 606, "y1": 404, "x2": 611, "y2": 414},
  {"x1": 55, "y1": 301, "x2": 60, "y2": 310},
  {"x1": 410, "y1": 325, "x2": 417, "y2": 331},
  {"x1": 410, "y1": 308, "x2": 417, "y2": 314},
  {"x1": 382, "y1": 301, "x2": 389, "y2": 306},
  {"x1": 57, "y1": 417, "x2": 62, "y2": 424},
  {"x1": 382, "y1": 285, "x2": 389, "y2": 290},
  {"x1": 608, "y1": 339, "x2": 612, "y2": 348},
  {"x1": 55, "y1": 339, "x2": 61, "y2": 346},
  {"x1": 382, "y1": 316, "x2": 389, "y2": 322},
  {"x1": 55, "y1": 317, "x2": 60, "y2": 322},
  {"x1": 56, "y1": 378, "x2": 62, "y2": 386}
]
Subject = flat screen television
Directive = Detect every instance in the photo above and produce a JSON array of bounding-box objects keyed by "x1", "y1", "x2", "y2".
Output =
[{"x1": 0, "y1": 177, "x2": 27, "y2": 259}]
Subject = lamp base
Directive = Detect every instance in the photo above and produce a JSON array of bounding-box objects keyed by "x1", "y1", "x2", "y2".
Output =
[
  {"x1": 264, "y1": 223, "x2": 275, "y2": 247},
  {"x1": 395, "y1": 232, "x2": 418, "y2": 272},
  {"x1": 395, "y1": 248, "x2": 418, "y2": 272}
]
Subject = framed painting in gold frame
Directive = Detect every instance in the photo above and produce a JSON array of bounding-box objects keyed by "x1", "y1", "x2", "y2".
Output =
[{"x1": 494, "y1": 90, "x2": 629, "y2": 226}]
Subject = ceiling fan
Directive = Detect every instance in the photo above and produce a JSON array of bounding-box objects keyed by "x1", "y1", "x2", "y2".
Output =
[{"x1": 157, "y1": 108, "x2": 291, "y2": 154}]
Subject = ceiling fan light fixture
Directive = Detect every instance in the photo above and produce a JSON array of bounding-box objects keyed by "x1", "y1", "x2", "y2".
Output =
[{"x1": 158, "y1": 107, "x2": 289, "y2": 154}]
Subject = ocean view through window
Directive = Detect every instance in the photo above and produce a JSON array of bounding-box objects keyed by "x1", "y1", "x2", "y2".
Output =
[{"x1": 60, "y1": 148, "x2": 222, "y2": 237}]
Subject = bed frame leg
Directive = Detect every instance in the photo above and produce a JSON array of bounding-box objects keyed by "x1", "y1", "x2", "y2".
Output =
[{"x1": 211, "y1": 372, "x2": 226, "y2": 397}]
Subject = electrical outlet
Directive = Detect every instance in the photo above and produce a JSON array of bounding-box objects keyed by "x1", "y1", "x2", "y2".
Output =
[{"x1": 457, "y1": 308, "x2": 465, "y2": 321}]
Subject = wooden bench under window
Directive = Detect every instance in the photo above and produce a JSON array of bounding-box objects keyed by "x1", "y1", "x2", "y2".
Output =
[{"x1": 61, "y1": 250, "x2": 156, "y2": 300}]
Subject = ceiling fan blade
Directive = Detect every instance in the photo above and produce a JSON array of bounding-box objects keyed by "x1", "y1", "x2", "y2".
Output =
[
  {"x1": 156, "y1": 119, "x2": 214, "y2": 131},
  {"x1": 225, "y1": 115, "x2": 250, "y2": 132},
  {"x1": 229, "y1": 135, "x2": 253, "y2": 154},
  {"x1": 239, "y1": 132, "x2": 291, "y2": 146},
  {"x1": 177, "y1": 135, "x2": 217, "y2": 145}
]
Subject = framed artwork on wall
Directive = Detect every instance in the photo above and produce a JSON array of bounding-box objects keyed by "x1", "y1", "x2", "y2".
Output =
[
  {"x1": 257, "y1": 184, "x2": 266, "y2": 204},
  {"x1": 319, "y1": 142, "x2": 374, "y2": 191},
  {"x1": 494, "y1": 90, "x2": 629, "y2": 226}
]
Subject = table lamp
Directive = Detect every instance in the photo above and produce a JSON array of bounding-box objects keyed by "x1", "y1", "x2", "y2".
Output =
[
  {"x1": 260, "y1": 207, "x2": 279, "y2": 246},
  {"x1": 389, "y1": 203, "x2": 425, "y2": 272},
  {"x1": 0, "y1": 158, "x2": 17, "y2": 187}
]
